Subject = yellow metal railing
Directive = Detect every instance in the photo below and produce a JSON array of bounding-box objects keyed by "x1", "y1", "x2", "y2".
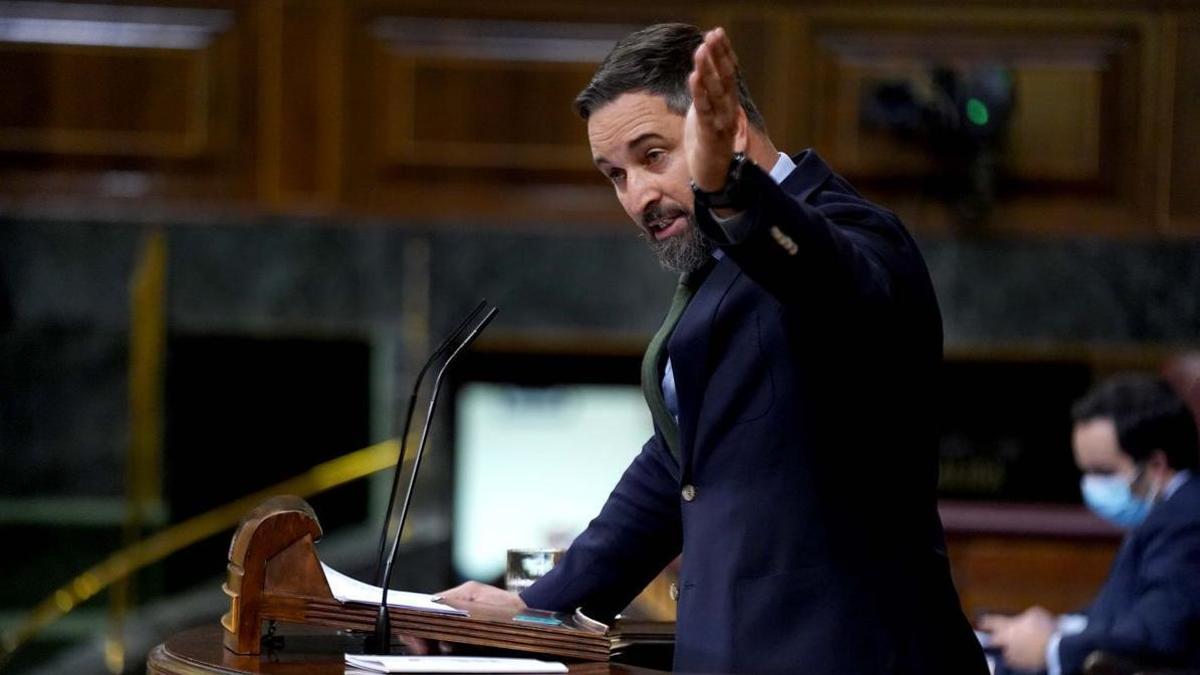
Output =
[
  {"x1": 0, "y1": 439, "x2": 403, "y2": 667},
  {"x1": 109, "y1": 226, "x2": 167, "y2": 672}
]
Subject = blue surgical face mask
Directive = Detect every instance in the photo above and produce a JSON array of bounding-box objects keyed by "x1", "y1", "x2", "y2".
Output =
[{"x1": 1081, "y1": 471, "x2": 1152, "y2": 529}]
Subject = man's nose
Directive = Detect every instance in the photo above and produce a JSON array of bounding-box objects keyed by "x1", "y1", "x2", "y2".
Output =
[{"x1": 627, "y1": 170, "x2": 662, "y2": 218}]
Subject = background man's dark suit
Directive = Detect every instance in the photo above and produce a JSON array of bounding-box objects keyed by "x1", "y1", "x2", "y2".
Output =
[
  {"x1": 1056, "y1": 476, "x2": 1200, "y2": 672},
  {"x1": 522, "y1": 150, "x2": 987, "y2": 674}
]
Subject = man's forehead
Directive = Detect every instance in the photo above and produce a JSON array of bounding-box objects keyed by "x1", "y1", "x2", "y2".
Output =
[
  {"x1": 1073, "y1": 418, "x2": 1127, "y2": 467},
  {"x1": 587, "y1": 92, "x2": 683, "y2": 156}
]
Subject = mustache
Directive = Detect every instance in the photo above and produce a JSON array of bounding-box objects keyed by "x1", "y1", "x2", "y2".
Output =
[{"x1": 641, "y1": 203, "x2": 689, "y2": 229}]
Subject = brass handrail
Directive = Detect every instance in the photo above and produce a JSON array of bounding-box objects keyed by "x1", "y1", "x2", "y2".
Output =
[{"x1": 0, "y1": 439, "x2": 403, "y2": 665}]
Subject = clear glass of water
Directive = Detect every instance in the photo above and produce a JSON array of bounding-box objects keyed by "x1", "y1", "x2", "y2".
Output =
[{"x1": 505, "y1": 548, "x2": 563, "y2": 593}]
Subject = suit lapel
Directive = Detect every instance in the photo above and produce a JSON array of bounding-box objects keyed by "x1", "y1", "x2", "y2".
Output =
[
  {"x1": 660, "y1": 151, "x2": 828, "y2": 466},
  {"x1": 667, "y1": 256, "x2": 742, "y2": 466}
]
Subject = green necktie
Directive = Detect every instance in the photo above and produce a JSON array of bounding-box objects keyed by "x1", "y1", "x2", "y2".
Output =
[{"x1": 641, "y1": 271, "x2": 701, "y2": 463}]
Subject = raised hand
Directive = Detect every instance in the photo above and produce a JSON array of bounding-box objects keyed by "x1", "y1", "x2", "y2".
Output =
[{"x1": 685, "y1": 27, "x2": 746, "y2": 193}]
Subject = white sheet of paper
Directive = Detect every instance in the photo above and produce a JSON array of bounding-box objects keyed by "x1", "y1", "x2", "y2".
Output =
[
  {"x1": 322, "y1": 563, "x2": 467, "y2": 616},
  {"x1": 345, "y1": 655, "x2": 567, "y2": 673}
]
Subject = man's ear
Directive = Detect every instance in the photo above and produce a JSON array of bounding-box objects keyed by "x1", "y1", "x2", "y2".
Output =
[{"x1": 1148, "y1": 448, "x2": 1170, "y2": 473}]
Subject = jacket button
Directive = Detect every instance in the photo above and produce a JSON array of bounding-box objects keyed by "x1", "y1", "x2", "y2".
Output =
[
  {"x1": 681, "y1": 484, "x2": 696, "y2": 502},
  {"x1": 669, "y1": 583, "x2": 680, "y2": 601}
]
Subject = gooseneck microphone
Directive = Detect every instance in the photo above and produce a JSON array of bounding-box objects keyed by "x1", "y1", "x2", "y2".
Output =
[
  {"x1": 372, "y1": 301, "x2": 489, "y2": 587},
  {"x1": 369, "y1": 301, "x2": 499, "y2": 654}
]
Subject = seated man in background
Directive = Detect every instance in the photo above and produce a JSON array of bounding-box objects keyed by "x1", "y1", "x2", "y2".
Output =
[{"x1": 982, "y1": 373, "x2": 1200, "y2": 674}]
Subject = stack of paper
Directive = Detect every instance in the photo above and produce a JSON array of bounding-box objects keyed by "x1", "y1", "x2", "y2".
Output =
[
  {"x1": 322, "y1": 564, "x2": 467, "y2": 616},
  {"x1": 345, "y1": 655, "x2": 567, "y2": 673}
]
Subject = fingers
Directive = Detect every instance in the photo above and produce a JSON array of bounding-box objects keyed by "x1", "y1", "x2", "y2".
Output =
[
  {"x1": 435, "y1": 581, "x2": 483, "y2": 603},
  {"x1": 696, "y1": 28, "x2": 738, "y2": 83},
  {"x1": 397, "y1": 634, "x2": 455, "y2": 656},
  {"x1": 701, "y1": 29, "x2": 738, "y2": 94},
  {"x1": 690, "y1": 28, "x2": 740, "y2": 133},
  {"x1": 1028, "y1": 606, "x2": 1053, "y2": 621},
  {"x1": 694, "y1": 48, "x2": 735, "y2": 124},
  {"x1": 977, "y1": 614, "x2": 1010, "y2": 633},
  {"x1": 398, "y1": 634, "x2": 434, "y2": 655}
]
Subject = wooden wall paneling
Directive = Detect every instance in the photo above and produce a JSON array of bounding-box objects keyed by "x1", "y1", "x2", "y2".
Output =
[
  {"x1": 1133, "y1": 11, "x2": 1166, "y2": 233},
  {"x1": 1155, "y1": 11, "x2": 1177, "y2": 234},
  {"x1": 1168, "y1": 11, "x2": 1200, "y2": 234},
  {"x1": 341, "y1": 4, "x2": 713, "y2": 225},
  {"x1": 1006, "y1": 66, "x2": 1102, "y2": 183},
  {"x1": 946, "y1": 533, "x2": 1118, "y2": 618},
  {"x1": 2, "y1": 0, "x2": 1186, "y2": 227},
  {"x1": 760, "y1": 10, "x2": 816, "y2": 157},
  {"x1": 799, "y1": 8, "x2": 1157, "y2": 237},
  {"x1": 0, "y1": 44, "x2": 205, "y2": 157},
  {"x1": 0, "y1": 0, "x2": 256, "y2": 204},
  {"x1": 0, "y1": 7, "x2": 219, "y2": 158},
  {"x1": 256, "y1": 0, "x2": 344, "y2": 211},
  {"x1": 377, "y1": 50, "x2": 598, "y2": 170},
  {"x1": 366, "y1": 14, "x2": 644, "y2": 173},
  {"x1": 341, "y1": 10, "x2": 608, "y2": 221}
]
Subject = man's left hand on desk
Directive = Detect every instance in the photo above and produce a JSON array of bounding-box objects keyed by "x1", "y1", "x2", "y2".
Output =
[
  {"x1": 400, "y1": 582, "x2": 527, "y2": 655},
  {"x1": 433, "y1": 581, "x2": 526, "y2": 611}
]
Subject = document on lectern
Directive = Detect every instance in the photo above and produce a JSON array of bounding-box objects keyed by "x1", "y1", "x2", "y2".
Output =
[
  {"x1": 322, "y1": 563, "x2": 468, "y2": 616},
  {"x1": 320, "y1": 563, "x2": 610, "y2": 661},
  {"x1": 345, "y1": 655, "x2": 568, "y2": 673}
]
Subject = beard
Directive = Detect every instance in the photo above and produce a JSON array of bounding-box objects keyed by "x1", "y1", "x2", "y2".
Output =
[{"x1": 640, "y1": 210, "x2": 714, "y2": 275}]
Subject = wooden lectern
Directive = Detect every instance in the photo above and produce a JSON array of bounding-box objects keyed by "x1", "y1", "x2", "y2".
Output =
[
  {"x1": 150, "y1": 625, "x2": 668, "y2": 674},
  {"x1": 220, "y1": 495, "x2": 616, "y2": 661}
]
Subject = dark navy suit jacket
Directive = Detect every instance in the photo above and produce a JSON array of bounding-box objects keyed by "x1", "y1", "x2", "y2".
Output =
[
  {"x1": 1056, "y1": 476, "x2": 1200, "y2": 673},
  {"x1": 522, "y1": 151, "x2": 987, "y2": 674}
]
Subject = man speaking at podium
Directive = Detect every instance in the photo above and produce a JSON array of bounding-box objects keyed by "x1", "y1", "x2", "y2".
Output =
[{"x1": 436, "y1": 23, "x2": 988, "y2": 674}]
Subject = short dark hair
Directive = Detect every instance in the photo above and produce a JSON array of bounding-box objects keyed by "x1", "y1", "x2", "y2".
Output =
[
  {"x1": 574, "y1": 23, "x2": 766, "y2": 131},
  {"x1": 1071, "y1": 372, "x2": 1200, "y2": 470}
]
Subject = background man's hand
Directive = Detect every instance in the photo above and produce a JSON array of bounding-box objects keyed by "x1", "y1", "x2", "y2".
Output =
[
  {"x1": 685, "y1": 27, "x2": 745, "y2": 193},
  {"x1": 979, "y1": 606, "x2": 1057, "y2": 671}
]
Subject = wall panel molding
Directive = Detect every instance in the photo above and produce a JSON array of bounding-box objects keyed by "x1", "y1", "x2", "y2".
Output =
[
  {"x1": 365, "y1": 17, "x2": 633, "y2": 172},
  {"x1": 0, "y1": 1, "x2": 234, "y2": 159}
]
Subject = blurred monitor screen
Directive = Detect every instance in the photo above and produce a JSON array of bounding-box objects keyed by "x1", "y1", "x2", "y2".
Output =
[{"x1": 452, "y1": 378, "x2": 651, "y2": 582}]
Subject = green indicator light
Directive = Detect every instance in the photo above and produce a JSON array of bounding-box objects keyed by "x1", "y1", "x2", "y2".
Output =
[{"x1": 966, "y1": 98, "x2": 990, "y2": 126}]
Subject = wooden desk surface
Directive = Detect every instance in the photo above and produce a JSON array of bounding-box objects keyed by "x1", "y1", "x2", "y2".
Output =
[{"x1": 148, "y1": 625, "x2": 669, "y2": 675}]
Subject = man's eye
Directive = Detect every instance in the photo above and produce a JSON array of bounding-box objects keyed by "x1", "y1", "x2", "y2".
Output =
[
  {"x1": 647, "y1": 150, "x2": 666, "y2": 165},
  {"x1": 608, "y1": 171, "x2": 625, "y2": 184}
]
